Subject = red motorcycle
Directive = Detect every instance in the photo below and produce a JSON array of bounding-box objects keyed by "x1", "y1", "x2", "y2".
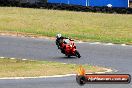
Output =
[{"x1": 59, "y1": 39, "x2": 81, "y2": 58}]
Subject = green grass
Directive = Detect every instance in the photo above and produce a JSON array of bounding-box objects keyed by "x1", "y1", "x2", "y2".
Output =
[
  {"x1": 0, "y1": 58, "x2": 106, "y2": 77},
  {"x1": 0, "y1": 7, "x2": 132, "y2": 44}
]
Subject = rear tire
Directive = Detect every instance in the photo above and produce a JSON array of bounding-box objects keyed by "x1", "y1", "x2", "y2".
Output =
[
  {"x1": 68, "y1": 55, "x2": 71, "y2": 58},
  {"x1": 75, "y1": 50, "x2": 81, "y2": 58}
]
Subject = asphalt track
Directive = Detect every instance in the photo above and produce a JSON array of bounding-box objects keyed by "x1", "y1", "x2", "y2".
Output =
[{"x1": 0, "y1": 35, "x2": 132, "y2": 88}]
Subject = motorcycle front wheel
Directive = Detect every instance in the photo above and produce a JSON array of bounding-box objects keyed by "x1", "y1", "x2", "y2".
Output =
[{"x1": 75, "y1": 50, "x2": 81, "y2": 58}]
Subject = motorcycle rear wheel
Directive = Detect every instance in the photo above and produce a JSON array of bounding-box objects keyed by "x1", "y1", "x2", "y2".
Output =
[{"x1": 68, "y1": 55, "x2": 71, "y2": 58}]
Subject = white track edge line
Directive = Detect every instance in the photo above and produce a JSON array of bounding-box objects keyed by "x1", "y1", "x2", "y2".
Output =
[{"x1": 76, "y1": 41, "x2": 132, "y2": 47}]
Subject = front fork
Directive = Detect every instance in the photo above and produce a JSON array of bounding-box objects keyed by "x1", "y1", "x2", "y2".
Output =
[{"x1": 72, "y1": 48, "x2": 77, "y2": 55}]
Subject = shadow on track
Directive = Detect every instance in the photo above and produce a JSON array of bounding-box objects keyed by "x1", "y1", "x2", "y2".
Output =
[{"x1": 52, "y1": 56, "x2": 78, "y2": 60}]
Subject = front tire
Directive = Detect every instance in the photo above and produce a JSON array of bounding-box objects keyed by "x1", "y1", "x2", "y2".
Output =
[
  {"x1": 76, "y1": 75, "x2": 86, "y2": 85},
  {"x1": 75, "y1": 50, "x2": 81, "y2": 58}
]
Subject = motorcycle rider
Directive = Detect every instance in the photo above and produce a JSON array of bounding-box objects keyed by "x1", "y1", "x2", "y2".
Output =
[{"x1": 56, "y1": 34, "x2": 68, "y2": 54}]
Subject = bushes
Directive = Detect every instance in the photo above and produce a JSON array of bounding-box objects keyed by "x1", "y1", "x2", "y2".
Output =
[
  {"x1": 0, "y1": 0, "x2": 19, "y2": 6},
  {"x1": 34, "y1": 3, "x2": 132, "y2": 14},
  {"x1": 0, "y1": 1, "x2": 132, "y2": 14}
]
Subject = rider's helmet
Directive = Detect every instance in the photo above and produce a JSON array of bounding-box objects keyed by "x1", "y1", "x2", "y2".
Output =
[{"x1": 56, "y1": 34, "x2": 62, "y2": 38}]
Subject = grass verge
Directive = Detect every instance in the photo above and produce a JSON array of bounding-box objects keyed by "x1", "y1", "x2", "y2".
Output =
[
  {"x1": 0, "y1": 58, "x2": 106, "y2": 77},
  {"x1": 0, "y1": 7, "x2": 132, "y2": 44}
]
